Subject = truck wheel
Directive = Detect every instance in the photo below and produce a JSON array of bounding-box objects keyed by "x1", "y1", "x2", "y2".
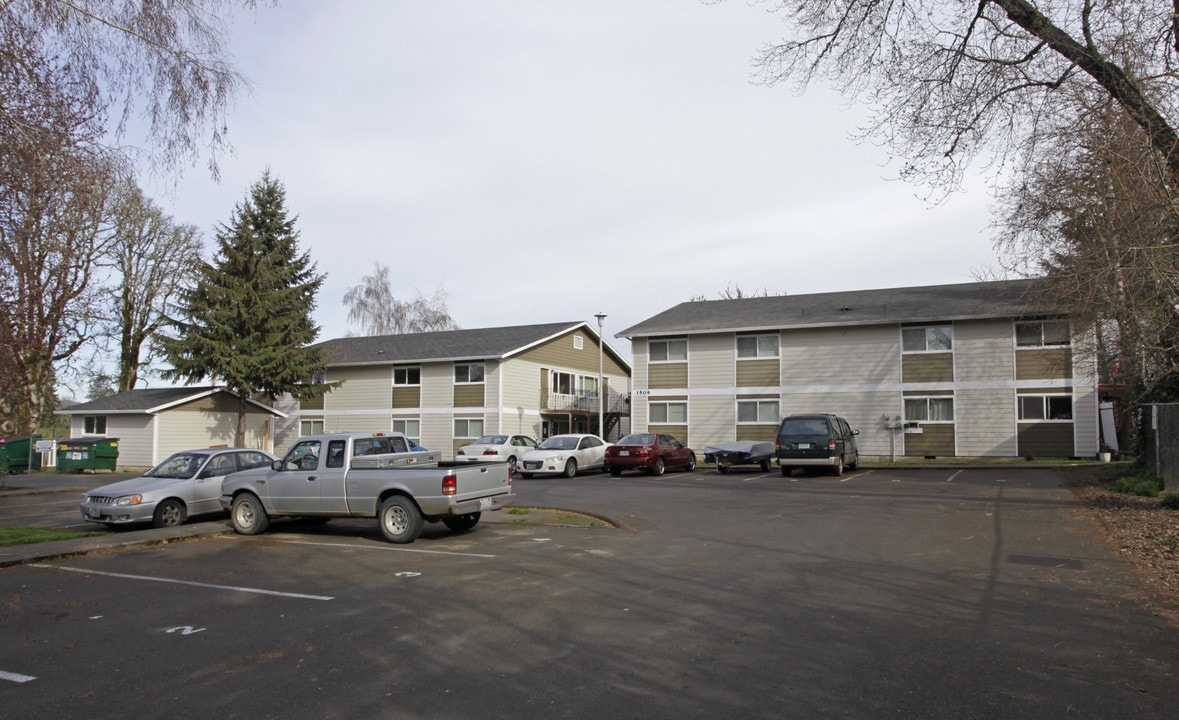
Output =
[
  {"x1": 562, "y1": 458, "x2": 578, "y2": 478},
  {"x1": 231, "y1": 493, "x2": 270, "y2": 535},
  {"x1": 378, "y1": 496, "x2": 422, "y2": 543},
  {"x1": 649, "y1": 457, "x2": 665, "y2": 476},
  {"x1": 152, "y1": 499, "x2": 187, "y2": 528},
  {"x1": 442, "y1": 512, "x2": 481, "y2": 533}
]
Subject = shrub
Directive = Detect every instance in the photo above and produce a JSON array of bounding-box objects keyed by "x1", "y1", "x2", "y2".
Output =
[
  {"x1": 1114, "y1": 473, "x2": 1164, "y2": 498},
  {"x1": 1161, "y1": 493, "x2": 1179, "y2": 510}
]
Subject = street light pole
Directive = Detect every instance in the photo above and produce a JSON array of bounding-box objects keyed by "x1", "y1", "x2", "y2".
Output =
[{"x1": 595, "y1": 313, "x2": 607, "y2": 439}]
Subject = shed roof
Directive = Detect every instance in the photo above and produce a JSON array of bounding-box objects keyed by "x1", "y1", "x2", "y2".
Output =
[
  {"x1": 57, "y1": 386, "x2": 287, "y2": 417},
  {"x1": 618, "y1": 279, "x2": 1048, "y2": 337}
]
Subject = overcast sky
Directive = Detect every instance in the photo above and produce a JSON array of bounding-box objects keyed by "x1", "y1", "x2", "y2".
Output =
[{"x1": 161, "y1": 1, "x2": 1000, "y2": 358}]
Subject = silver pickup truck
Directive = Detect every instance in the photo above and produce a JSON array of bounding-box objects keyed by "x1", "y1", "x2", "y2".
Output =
[{"x1": 219, "y1": 431, "x2": 514, "y2": 543}]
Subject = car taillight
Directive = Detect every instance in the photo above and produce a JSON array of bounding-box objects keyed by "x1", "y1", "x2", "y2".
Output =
[
  {"x1": 457, "y1": 449, "x2": 465, "y2": 456},
  {"x1": 482, "y1": 449, "x2": 498, "y2": 456},
  {"x1": 637, "y1": 447, "x2": 650, "y2": 456},
  {"x1": 828, "y1": 438, "x2": 836, "y2": 452},
  {"x1": 442, "y1": 474, "x2": 457, "y2": 496}
]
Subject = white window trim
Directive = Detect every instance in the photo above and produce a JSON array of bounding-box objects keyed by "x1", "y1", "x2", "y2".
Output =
[
  {"x1": 648, "y1": 401, "x2": 688, "y2": 425},
  {"x1": 903, "y1": 396, "x2": 956, "y2": 423},
  {"x1": 454, "y1": 362, "x2": 485, "y2": 384},
  {"x1": 392, "y1": 418, "x2": 421, "y2": 440},
  {"x1": 393, "y1": 366, "x2": 422, "y2": 386},
  {"x1": 1015, "y1": 320, "x2": 1072, "y2": 349},
  {"x1": 1017, "y1": 394, "x2": 1074, "y2": 422},
  {"x1": 453, "y1": 418, "x2": 484, "y2": 438},
  {"x1": 736, "y1": 334, "x2": 780, "y2": 360},
  {"x1": 649, "y1": 338, "x2": 688, "y2": 364},
  {"x1": 902, "y1": 326, "x2": 954, "y2": 354},
  {"x1": 736, "y1": 399, "x2": 780, "y2": 424}
]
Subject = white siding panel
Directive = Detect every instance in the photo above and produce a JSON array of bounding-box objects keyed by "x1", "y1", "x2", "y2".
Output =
[
  {"x1": 780, "y1": 390, "x2": 898, "y2": 456},
  {"x1": 1073, "y1": 384, "x2": 1099, "y2": 456},
  {"x1": 326, "y1": 366, "x2": 392, "y2": 412},
  {"x1": 632, "y1": 343, "x2": 649, "y2": 431},
  {"x1": 690, "y1": 395, "x2": 735, "y2": 448},
  {"x1": 955, "y1": 320, "x2": 1015, "y2": 383},
  {"x1": 956, "y1": 389, "x2": 1018, "y2": 456},
  {"x1": 689, "y1": 334, "x2": 734, "y2": 389},
  {"x1": 100, "y1": 416, "x2": 154, "y2": 468},
  {"x1": 329, "y1": 415, "x2": 390, "y2": 433},
  {"x1": 781, "y1": 326, "x2": 900, "y2": 388}
]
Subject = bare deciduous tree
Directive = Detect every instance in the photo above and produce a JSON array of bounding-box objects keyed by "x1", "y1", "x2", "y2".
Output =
[
  {"x1": 1, "y1": 0, "x2": 272, "y2": 177},
  {"x1": 344, "y1": 264, "x2": 460, "y2": 336},
  {"x1": 103, "y1": 180, "x2": 203, "y2": 391},
  {"x1": 751, "y1": 1, "x2": 1179, "y2": 194}
]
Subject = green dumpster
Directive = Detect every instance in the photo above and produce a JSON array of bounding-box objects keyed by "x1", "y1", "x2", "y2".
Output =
[
  {"x1": 0, "y1": 435, "x2": 42, "y2": 473},
  {"x1": 56, "y1": 438, "x2": 119, "y2": 472}
]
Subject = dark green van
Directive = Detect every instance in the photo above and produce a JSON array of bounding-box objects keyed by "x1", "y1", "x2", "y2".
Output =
[{"x1": 775, "y1": 414, "x2": 859, "y2": 477}]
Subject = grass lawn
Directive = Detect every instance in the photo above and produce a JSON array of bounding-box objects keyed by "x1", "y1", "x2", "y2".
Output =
[{"x1": 0, "y1": 526, "x2": 105, "y2": 547}]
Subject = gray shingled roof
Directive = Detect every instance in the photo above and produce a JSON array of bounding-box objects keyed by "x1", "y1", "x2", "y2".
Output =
[
  {"x1": 316, "y1": 321, "x2": 630, "y2": 367},
  {"x1": 58, "y1": 386, "x2": 285, "y2": 416},
  {"x1": 618, "y1": 279, "x2": 1047, "y2": 337}
]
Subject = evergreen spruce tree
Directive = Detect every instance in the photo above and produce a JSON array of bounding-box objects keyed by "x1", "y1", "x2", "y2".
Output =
[{"x1": 159, "y1": 170, "x2": 332, "y2": 444}]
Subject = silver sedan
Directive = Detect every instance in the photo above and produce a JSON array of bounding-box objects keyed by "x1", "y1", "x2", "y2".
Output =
[{"x1": 79, "y1": 448, "x2": 276, "y2": 528}]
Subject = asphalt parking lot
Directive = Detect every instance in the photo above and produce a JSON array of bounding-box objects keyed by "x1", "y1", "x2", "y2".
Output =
[{"x1": 2, "y1": 465, "x2": 1178, "y2": 719}]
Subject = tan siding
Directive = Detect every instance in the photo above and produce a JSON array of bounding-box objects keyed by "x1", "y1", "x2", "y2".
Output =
[
  {"x1": 779, "y1": 390, "x2": 894, "y2": 457},
  {"x1": 1016, "y1": 348, "x2": 1073, "y2": 380},
  {"x1": 736, "y1": 359, "x2": 780, "y2": 387},
  {"x1": 902, "y1": 353, "x2": 954, "y2": 383},
  {"x1": 903, "y1": 425, "x2": 956, "y2": 457},
  {"x1": 454, "y1": 384, "x2": 485, "y2": 408},
  {"x1": 515, "y1": 330, "x2": 628, "y2": 376},
  {"x1": 955, "y1": 389, "x2": 1017, "y2": 456},
  {"x1": 327, "y1": 414, "x2": 389, "y2": 433},
  {"x1": 649, "y1": 363, "x2": 688, "y2": 389},
  {"x1": 689, "y1": 334, "x2": 734, "y2": 389},
  {"x1": 648, "y1": 424, "x2": 688, "y2": 440},
  {"x1": 1017, "y1": 423, "x2": 1074, "y2": 457},
  {"x1": 736, "y1": 425, "x2": 776, "y2": 442},
  {"x1": 392, "y1": 386, "x2": 421, "y2": 409},
  {"x1": 301, "y1": 393, "x2": 324, "y2": 410},
  {"x1": 955, "y1": 320, "x2": 1015, "y2": 382}
]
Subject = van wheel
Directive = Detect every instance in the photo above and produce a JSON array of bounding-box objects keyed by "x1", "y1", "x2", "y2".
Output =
[
  {"x1": 781, "y1": 466, "x2": 791, "y2": 477},
  {"x1": 831, "y1": 457, "x2": 844, "y2": 477}
]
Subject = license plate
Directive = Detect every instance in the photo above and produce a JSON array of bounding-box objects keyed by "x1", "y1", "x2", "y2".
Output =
[
  {"x1": 479, "y1": 497, "x2": 494, "y2": 510},
  {"x1": 620, "y1": 450, "x2": 629, "y2": 456},
  {"x1": 524, "y1": 462, "x2": 539, "y2": 470},
  {"x1": 87, "y1": 508, "x2": 101, "y2": 518},
  {"x1": 797, "y1": 443, "x2": 811, "y2": 449}
]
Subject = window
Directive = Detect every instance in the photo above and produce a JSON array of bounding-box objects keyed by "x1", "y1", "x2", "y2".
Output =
[
  {"x1": 736, "y1": 334, "x2": 779, "y2": 359},
  {"x1": 902, "y1": 326, "x2": 953, "y2": 352},
  {"x1": 455, "y1": 362, "x2": 485, "y2": 383},
  {"x1": 737, "y1": 400, "x2": 779, "y2": 423},
  {"x1": 1016, "y1": 321, "x2": 1070, "y2": 347},
  {"x1": 551, "y1": 371, "x2": 574, "y2": 395},
  {"x1": 649, "y1": 338, "x2": 688, "y2": 362},
  {"x1": 454, "y1": 418, "x2": 484, "y2": 438},
  {"x1": 904, "y1": 397, "x2": 955, "y2": 422},
  {"x1": 394, "y1": 366, "x2": 421, "y2": 385},
  {"x1": 300, "y1": 419, "x2": 324, "y2": 436},
  {"x1": 311, "y1": 370, "x2": 327, "y2": 385},
  {"x1": 393, "y1": 419, "x2": 420, "y2": 441},
  {"x1": 649, "y1": 401, "x2": 687, "y2": 424},
  {"x1": 1018, "y1": 395, "x2": 1073, "y2": 421},
  {"x1": 83, "y1": 416, "x2": 107, "y2": 434},
  {"x1": 579, "y1": 375, "x2": 598, "y2": 397},
  {"x1": 325, "y1": 439, "x2": 346, "y2": 468}
]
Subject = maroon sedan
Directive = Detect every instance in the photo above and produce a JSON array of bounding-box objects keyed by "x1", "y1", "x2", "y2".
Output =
[{"x1": 604, "y1": 433, "x2": 696, "y2": 477}]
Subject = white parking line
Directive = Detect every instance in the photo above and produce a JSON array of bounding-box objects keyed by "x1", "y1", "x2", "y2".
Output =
[
  {"x1": 947, "y1": 470, "x2": 964, "y2": 482},
  {"x1": 280, "y1": 540, "x2": 496, "y2": 558},
  {"x1": 0, "y1": 670, "x2": 37, "y2": 683},
  {"x1": 30, "y1": 564, "x2": 334, "y2": 600}
]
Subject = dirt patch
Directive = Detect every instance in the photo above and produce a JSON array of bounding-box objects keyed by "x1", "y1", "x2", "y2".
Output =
[
  {"x1": 488, "y1": 506, "x2": 613, "y2": 528},
  {"x1": 1063, "y1": 466, "x2": 1179, "y2": 624}
]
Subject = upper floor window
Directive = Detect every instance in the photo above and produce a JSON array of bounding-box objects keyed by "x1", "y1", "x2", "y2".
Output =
[
  {"x1": 1018, "y1": 395, "x2": 1073, "y2": 421},
  {"x1": 84, "y1": 415, "x2": 107, "y2": 435},
  {"x1": 394, "y1": 366, "x2": 421, "y2": 385},
  {"x1": 455, "y1": 362, "x2": 485, "y2": 384},
  {"x1": 736, "y1": 334, "x2": 779, "y2": 360},
  {"x1": 737, "y1": 399, "x2": 779, "y2": 423},
  {"x1": 649, "y1": 338, "x2": 687, "y2": 362},
  {"x1": 902, "y1": 326, "x2": 953, "y2": 353},
  {"x1": 649, "y1": 401, "x2": 687, "y2": 424},
  {"x1": 300, "y1": 419, "x2": 324, "y2": 436},
  {"x1": 1016, "y1": 321, "x2": 1070, "y2": 348},
  {"x1": 311, "y1": 370, "x2": 327, "y2": 384}
]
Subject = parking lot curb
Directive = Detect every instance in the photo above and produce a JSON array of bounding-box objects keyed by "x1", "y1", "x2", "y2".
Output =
[{"x1": 0, "y1": 521, "x2": 232, "y2": 569}]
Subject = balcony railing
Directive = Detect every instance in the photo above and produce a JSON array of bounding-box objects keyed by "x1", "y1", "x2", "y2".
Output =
[{"x1": 545, "y1": 389, "x2": 629, "y2": 414}]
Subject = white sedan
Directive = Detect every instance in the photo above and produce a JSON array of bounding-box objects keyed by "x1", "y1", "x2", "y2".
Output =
[
  {"x1": 519, "y1": 433, "x2": 608, "y2": 478},
  {"x1": 455, "y1": 434, "x2": 539, "y2": 470}
]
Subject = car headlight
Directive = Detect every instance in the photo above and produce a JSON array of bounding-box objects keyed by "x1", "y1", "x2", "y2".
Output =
[{"x1": 115, "y1": 495, "x2": 143, "y2": 506}]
